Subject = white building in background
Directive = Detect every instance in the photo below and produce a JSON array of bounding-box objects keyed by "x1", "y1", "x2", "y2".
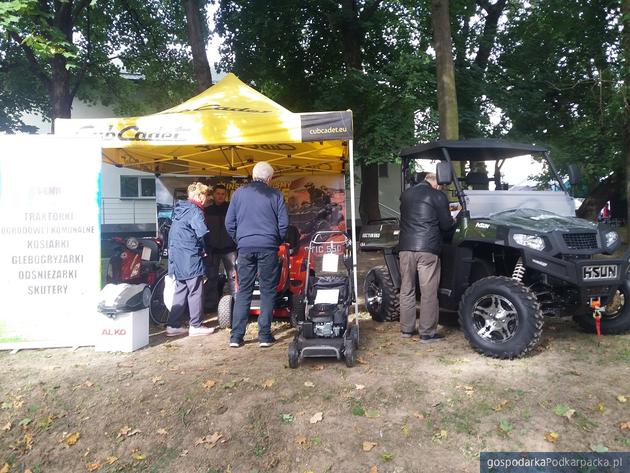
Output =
[{"x1": 20, "y1": 100, "x2": 158, "y2": 235}]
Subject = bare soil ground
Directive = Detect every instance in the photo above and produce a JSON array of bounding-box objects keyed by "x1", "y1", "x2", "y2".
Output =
[{"x1": 1, "y1": 253, "x2": 629, "y2": 473}]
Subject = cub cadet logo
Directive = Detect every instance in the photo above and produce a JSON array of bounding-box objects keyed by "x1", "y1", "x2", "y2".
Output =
[
  {"x1": 475, "y1": 222, "x2": 490, "y2": 229},
  {"x1": 362, "y1": 232, "x2": 380, "y2": 238},
  {"x1": 309, "y1": 126, "x2": 348, "y2": 136},
  {"x1": 102, "y1": 328, "x2": 127, "y2": 336},
  {"x1": 76, "y1": 125, "x2": 190, "y2": 142}
]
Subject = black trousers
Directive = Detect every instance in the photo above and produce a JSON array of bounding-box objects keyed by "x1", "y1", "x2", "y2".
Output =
[{"x1": 205, "y1": 251, "x2": 237, "y2": 309}]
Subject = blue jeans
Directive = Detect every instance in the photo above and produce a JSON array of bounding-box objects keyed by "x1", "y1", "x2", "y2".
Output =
[{"x1": 230, "y1": 250, "x2": 279, "y2": 343}]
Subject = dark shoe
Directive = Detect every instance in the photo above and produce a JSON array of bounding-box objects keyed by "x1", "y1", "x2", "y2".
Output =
[
  {"x1": 420, "y1": 333, "x2": 445, "y2": 344},
  {"x1": 229, "y1": 340, "x2": 244, "y2": 348},
  {"x1": 401, "y1": 332, "x2": 414, "y2": 339},
  {"x1": 259, "y1": 336, "x2": 277, "y2": 348}
]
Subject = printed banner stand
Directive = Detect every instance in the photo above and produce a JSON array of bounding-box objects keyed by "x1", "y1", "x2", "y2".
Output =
[{"x1": 0, "y1": 136, "x2": 101, "y2": 351}]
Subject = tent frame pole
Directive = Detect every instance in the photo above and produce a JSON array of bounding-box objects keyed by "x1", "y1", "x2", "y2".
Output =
[{"x1": 348, "y1": 140, "x2": 360, "y2": 336}]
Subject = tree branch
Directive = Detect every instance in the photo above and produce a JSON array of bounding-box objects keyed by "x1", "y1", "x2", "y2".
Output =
[
  {"x1": 72, "y1": 0, "x2": 93, "y2": 22},
  {"x1": 8, "y1": 31, "x2": 52, "y2": 89}
]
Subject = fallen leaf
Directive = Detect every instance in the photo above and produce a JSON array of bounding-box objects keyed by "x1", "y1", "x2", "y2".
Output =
[
  {"x1": 151, "y1": 376, "x2": 164, "y2": 385},
  {"x1": 363, "y1": 441, "x2": 377, "y2": 451},
  {"x1": 84, "y1": 381, "x2": 94, "y2": 387},
  {"x1": 413, "y1": 411, "x2": 424, "y2": 419},
  {"x1": 369, "y1": 467, "x2": 378, "y2": 473},
  {"x1": 202, "y1": 379, "x2": 216, "y2": 389},
  {"x1": 618, "y1": 421, "x2": 630, "y2": 431},
  {"x1": 374, "y1": 326, "x2": 385, "y2": 332},
  {"x1": 131, "y1": 449, "x2": 146, "y2": 461},
  {"x1": 105, "y1": 456, "x2": 118, "y2": 465},
  {"x1": 194, "y1": 437, "x2": 208, "y2": 446},
  {"x1": 296, "y1": 436, "x2": 307, "y2": 445},
  {"x1": 63, "y1": 431, "x2": 80, "y2": 446},
  {"x1": 365, "y1": 409, "x2": 380, "y2": 418},
  {"x1": 156, "y1": 428, "x2": 168, "y2": 436},
  {"x1": 262, "y1": 379, "x2": 275, "y2": 389},
  {"x1": 380, "y1": 452, "x2": 394, "y2": 461},
  {"x1": 179, "y1": 450, "x2": 188, "y2": 457},
  {"x1": 117, "y1": 426, "x2": 131, "y2": 438},
  {"x1": 553, "y1": 404, "x2": 571, "y2": 416},
  {"x1": 222, "y1": 382, "x2": 236, "y2": 389},
  {"x1": 38, "y1": 415, "x2": 54, "y2": 429},
  {"x1": 311, "y1": 364, "x2": 325, "y2": 371},
  {"x1": 86, "y1": 462, "x2": 101, "y2": 471},
  {"x1": 1, "y1": 422, "x2": 11, "y2": 432},
  {"x1": 493, "y1": 400, "x2": 508, "y2": 411},
  {"x1": 356, "y1": 356, "x2": 368, "y2": 365},
  {"x1": 545, "y1": 432, "x2": 559, "y2": 443},
  {"x1": 401, "y1": 424, "x2": 410, "y2": 436},
  {"x1": 13, "y1": 398, "x2": 24, "y2": 408},
  {"x1": 617, "y1": 395, "x2": 627, "y2": 403},
  {"x1": 24, "y1": 470, "x2": 32, "y2": 473},
  {"x1": 0, "y1": 464, "x2": 9, "y2": 473},
  {"x1": 310, "y1": 412, "x2": 324, "y2": 424},
  {"x1": 355, "y1": 384, "x2": 365, "y2": 390},
  {"x1": 18, "y1": 418, "x2": 32, "y2": 427},
  {"x1": 127, "y1": 429, "x2": 141, "y2": 437},
  {"x1": 596, "y1": 403, "x2": 606, "y2": 413},
  {"x1": 432, "y1": 430, "x2": 448, "y2": 442},
  {"x1": 304, "y1": 381, "x2": 315, "y2": 388},
  {"x1": 592, "y1": 443, "x2": 608, "y2": 453},
  {"x1": 207, "y1": 432, "x2": 222, "y2": 447}
]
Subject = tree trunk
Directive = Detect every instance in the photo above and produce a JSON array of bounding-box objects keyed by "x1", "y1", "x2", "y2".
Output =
[
  {"x1": 359, "y1": 163, "x2": 381, "y2": 224},
  {"x1": 431, "y1": 0, "x2": 459, "y2": 141},
  {"x1": 623, "y1": 0, "x2": 630, "y2": 241},
  {"x1": 182, "y1": 0, "x2": 213, "y2": 92},
  {"x1": 576, "y1": 174, "x2": 618, "y2": 221}
]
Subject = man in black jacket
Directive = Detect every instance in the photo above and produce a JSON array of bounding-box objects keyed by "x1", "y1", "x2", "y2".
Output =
[
  {"x1": 398, "y1": 172, "x2": 454, "y2": 343},
  {"x1": 204, "y1": 184, "x2": 237, "y2": 311}
]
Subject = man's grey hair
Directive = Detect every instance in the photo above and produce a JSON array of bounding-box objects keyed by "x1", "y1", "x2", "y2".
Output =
[
  {"x1": 425, "y1": 172, "x2": 437, "y2": 184},
  {"x1": 252, "y1": 161, "x2": 274, "y2": 182}
]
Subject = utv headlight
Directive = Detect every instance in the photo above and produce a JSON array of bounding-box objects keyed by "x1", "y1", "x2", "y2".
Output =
[
  {"x1": 605, "y1": 231, "x2": 619, "y2": 249},
  {"x1": 513, "y1": 233, "x2": 546, "y2": 251}
]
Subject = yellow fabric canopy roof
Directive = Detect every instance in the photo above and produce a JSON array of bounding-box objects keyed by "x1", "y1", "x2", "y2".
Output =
[{"x1": 55, "y1": 73, "x2": 353, "y2": 177}]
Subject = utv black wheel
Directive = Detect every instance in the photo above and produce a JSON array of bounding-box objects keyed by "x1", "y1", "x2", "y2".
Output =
[
  {"x1": 149, "y1": 274, "x2": 169, "y2": 325},
  {"x1": 288, "y1": 341, "x2": 299, "y2": 369},
  {"x1": 364, "y1": 265, "x2": 399, "y2": 322},
  {"x1": 458, "y1": 276, "x2": 543, "y2": 359},
  {"x1": 217, "y1": 294, "x2": 233, "y2": 329},
  {"x1": 289, "y1": 294, "x2": 306, "y2": 327},
  {"x1": 344, "y1": 338, "x2": 356, "y2": 367},
  {"x1": 573, "y1": 280, "x2": 630, "y2": 334}
]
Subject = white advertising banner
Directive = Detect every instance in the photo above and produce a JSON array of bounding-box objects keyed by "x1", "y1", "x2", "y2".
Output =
[{"x1": 0, "y1": 136, "x2": 101, "y2": 349}]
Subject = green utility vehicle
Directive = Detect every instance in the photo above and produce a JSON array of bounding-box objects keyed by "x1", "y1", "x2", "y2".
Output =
[{"x1": 360, "y1": 139, "x2": 630, "y2": 358}]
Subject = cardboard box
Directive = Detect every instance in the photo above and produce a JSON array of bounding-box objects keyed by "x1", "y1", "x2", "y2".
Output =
[{"x1": 95, "y1": 308, "x2": 149, "y2": 352}]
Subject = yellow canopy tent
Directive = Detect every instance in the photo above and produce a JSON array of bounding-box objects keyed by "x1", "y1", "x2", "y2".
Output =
[
  {"x1": 55, "y1": 73, "x2": 352, "y2": 178},
  {"x1": 55, "y1": 73, "x2": 360, "y2": 323}
]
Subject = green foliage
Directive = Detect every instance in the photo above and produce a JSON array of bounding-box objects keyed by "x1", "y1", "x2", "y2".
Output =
[{"x1": 214, "y1": 0, "x2": 436, "y2": 165}]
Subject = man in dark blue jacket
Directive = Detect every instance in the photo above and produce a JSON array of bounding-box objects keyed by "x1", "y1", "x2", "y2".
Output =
[
  {"x1": 166, "y1": 182, "x2": 215, "y2": 337},
  {"x1": 225, "y1": 162, "x2": 289, "y2": 347}
]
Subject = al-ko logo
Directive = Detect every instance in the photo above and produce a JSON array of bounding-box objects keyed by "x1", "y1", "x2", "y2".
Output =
[{"x1": 76, "y1": 125, "x2": 191, "y2": 142}]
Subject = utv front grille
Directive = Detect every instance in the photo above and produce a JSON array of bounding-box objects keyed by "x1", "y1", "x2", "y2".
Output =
[{"x1": 562, "y1": 233, "x2": 598, "y2": 250}]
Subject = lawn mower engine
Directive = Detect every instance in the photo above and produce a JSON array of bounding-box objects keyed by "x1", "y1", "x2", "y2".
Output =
[{"x1": 306, "y1": 303, "x2": 347, "y2": 338}]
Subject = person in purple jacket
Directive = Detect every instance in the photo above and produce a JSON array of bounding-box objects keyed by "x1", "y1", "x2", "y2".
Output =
[{"x1": 225, "y1": 162, "x2": 289, "y2": 348}]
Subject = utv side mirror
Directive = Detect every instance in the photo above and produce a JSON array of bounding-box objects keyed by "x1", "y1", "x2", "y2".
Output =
[
  {"x1": 436, "y1": 162, "x2": 453, "y2": 185},
  {"x1": 567, "y1": 164, "x2": 580, "y2": 186}
]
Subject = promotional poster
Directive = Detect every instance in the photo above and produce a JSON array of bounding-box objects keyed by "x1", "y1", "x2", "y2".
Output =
[
  {"x1": 156, "y1": 174, "x2": 346, "y2": 248},
  {"x1": 0, "y1": 136, "x2": 101, "y2": 349}
]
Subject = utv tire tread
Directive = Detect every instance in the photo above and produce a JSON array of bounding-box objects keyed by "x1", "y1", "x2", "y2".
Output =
[
  {"x1": 458, "y1": 276, "x2": 543, "y2": 359},
  {"x1": 217, "y1": 294, "x2": 233, "y2": 329},
  {"x1": 364, "y1": 265, "x2": 400, "y2": 322}
]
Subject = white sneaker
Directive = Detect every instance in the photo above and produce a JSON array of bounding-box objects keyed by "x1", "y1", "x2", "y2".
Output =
[
  {"x1": 189, "y1": 325, "x2": 215, "y2": 337},
  {"x1": 165, "y1": 326, "x2": 188, "y2": 337}
]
